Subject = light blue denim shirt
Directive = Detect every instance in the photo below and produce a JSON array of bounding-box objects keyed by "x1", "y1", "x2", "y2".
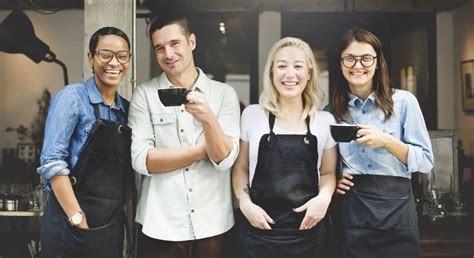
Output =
[
  {"x1": 338, "y1": 89, "x2": 434, "y2": 178},
  {"x1": 37, "y1": 77, "x2": 129, "y2": 191}
]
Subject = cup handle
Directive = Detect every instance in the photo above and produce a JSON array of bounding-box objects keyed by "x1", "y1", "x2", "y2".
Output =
[
  {"x1": 184, "y1": 90, "x2": 193, "y2": 103},
  {"x1": 355, "y1": 126, "x2": 362, "y2": 139}
]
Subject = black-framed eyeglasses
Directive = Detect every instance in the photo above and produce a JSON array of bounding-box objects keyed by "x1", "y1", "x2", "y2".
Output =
[
  {"x1": 341, "y1": 54, "x2": 377, "y2": 68},
  {"x1": 94, "y1": 49, "x2": 132, "y2": 64}
]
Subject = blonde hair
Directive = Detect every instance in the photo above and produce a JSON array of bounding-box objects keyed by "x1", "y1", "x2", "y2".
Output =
[{"x1": 259, "y1": 37, "x2": 323, "y2": 118}]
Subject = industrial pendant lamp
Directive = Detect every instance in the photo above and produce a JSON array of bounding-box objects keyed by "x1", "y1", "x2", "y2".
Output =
[{"x1": 0, "y1": 9, "x2": 68, "y2": 85}]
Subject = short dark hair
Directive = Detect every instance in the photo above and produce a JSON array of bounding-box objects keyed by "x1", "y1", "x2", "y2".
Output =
[
  {"x1": 148, "y1": 15, "x2": 191, "y2": 39},
  {"x1": 88, "y1": 26, "x2": 130, "y2": 54}
]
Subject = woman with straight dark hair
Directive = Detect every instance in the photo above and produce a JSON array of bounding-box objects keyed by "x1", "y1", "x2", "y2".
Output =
[
  {"x1": 330, "y1": 27, "x2": 434, "y2": 258},
  {"x1": 38, "y1": 26, "x2": 134, "y2": 257}
]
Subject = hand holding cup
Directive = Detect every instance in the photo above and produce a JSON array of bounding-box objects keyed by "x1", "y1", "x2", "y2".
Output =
[{"x1": 157, "y1": 88, "x2": 191, "y2": 106}]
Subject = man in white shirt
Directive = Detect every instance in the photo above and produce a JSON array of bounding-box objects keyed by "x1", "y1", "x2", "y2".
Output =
[{"x1": 128, "y1": 15, "x2": 240, "y2": 258}]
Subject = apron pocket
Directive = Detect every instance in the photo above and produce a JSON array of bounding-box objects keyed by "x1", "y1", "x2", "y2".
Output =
[
  {"x1": 242, "y1": 223, "x2": 325, "y2": 258},
  {"x1": 251, "y1": 165, "x2": 317, "y2": 209},
  {"x1": 77, "y1": 195, "x2": 122, "y2": 228},
  {"x1": 77, "y1": 152, "x2": 126, "y2": 199},
  {"x1": 342, "y1": 187, "x2": 417, "y2": 230},
  {"x1": 59, "y1": 213, "x2": 124, "y2": 258}
]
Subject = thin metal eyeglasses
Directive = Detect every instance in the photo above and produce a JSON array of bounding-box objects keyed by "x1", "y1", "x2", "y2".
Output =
[
  {"x1": 95, "y1": 49, "x2": 132, "y2": 64},
  {"x1": 341, "y1": 54, "x2": 377, "y2": 68}
]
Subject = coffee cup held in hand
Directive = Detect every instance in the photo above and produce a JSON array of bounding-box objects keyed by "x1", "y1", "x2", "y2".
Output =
[
  {"x1": 158, "y1": 88, "x2": 191, "y2": 106},
  {"x1": 330, "y1": 124, "x2": 361, "y2": 142}
]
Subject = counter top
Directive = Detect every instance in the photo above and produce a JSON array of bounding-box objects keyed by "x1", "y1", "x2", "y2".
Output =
[{"x1": 0, "y1": 210, "x2": 43, "y2": 217}]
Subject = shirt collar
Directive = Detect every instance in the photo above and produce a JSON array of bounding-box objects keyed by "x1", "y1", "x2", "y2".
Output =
[
  {"x1": 347, "y1": 91, "x2": 376, "y2": 107},
  {"x1": 157, "y1": 67, "x2": 209, "y2": 94},
  {"x1": 85, "y1": 77, "x2": 126, "y2": 113}
]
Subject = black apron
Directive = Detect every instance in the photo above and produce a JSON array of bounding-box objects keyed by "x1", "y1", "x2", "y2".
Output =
[
  {"x1": 41, "y1": 104, "x2": 134, "y2": 258},
  {"x1": 341, "y1": 174, "x2": 420, "y2": 258},
  {"x1": 240, "y1": 113, "x2": 326, "y2": 258}
]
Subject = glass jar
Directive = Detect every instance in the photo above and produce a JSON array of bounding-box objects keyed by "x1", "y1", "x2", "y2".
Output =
[
  {"x1": 0, "y1": 193, "x2": 4, "y2": 210},
  {"x1": 5, "y1": 198, "x2": 15, "y2": 211},
  {"x1": 33, "y1": 182, "x2": 45, "y2": 210},
  {"x1": 0, "y1": 184, "x2": 5, "y2": 210}
]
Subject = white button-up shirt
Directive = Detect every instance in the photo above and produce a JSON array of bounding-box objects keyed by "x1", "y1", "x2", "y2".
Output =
[{"x1": 128, "y1": 68, "x2": 240, "y2": 241}]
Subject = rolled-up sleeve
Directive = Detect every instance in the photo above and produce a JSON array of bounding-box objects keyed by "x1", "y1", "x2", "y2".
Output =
[
  {"x1": 37, "y1": 88, "x2": 78, "y2": 191},
  {"x1": 402, "y1": 93, "x2": 434, "y2": 173},
  {"x1": 37, "y1": 160, "x2": 70, "y2": 191},
  {"x1": 209, "y1": 87, "x2": 241, "y2": 171},
  {"x1": 128, "y1": 86, "x2": 155, "y2": 176}
]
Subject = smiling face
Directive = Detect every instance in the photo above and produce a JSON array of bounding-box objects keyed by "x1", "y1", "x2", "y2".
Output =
[
  {"x1": 340, "y1": 41, "x2": 377, "y2": 93},
  {"x1": 152, "y1": 23, "x2": 196, "y2": 81},
  {"x1": 271, "y1": 46, "x2": 310, "y2": 101},
  {"x1": 88, "y1": 34, "x2": 130, "y2": 90}
]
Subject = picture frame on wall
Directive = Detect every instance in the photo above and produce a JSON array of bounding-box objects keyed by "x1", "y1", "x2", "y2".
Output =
[{"x1": 460, "y1": 60, "x2": 474, "y2": 111}]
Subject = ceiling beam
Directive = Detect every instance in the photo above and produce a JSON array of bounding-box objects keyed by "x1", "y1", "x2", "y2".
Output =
[
  {"x1": 181, "y1": 0, "x2": 472, "y2": 13},
  {"x1": 0, "y1": 0, "x2": 471, "y2": 13}
]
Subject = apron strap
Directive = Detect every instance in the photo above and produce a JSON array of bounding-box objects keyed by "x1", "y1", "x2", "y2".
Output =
[
  {"x1": 305, "y1": 115, "x2": 311, "y2": 138},
  {"x1": 93, "y1": 102, "x2": 127, "y2": 125},
  {"x1": 93, "y1": 104, "x2": 101, "y2": 120},
  {"x1": 268, "y1": 112, "x2": 276, "y2": 137},
  {"x1": 69, "y1": 119, "x2": 104, "y2": 187},
  {"x1": 269, "y1": 112, "x2": 312, "y2": 137}
]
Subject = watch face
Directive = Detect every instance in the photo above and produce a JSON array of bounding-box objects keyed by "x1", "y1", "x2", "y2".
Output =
[{"x1": 71, "y1": 213, "x2": 83, "y2": 225}]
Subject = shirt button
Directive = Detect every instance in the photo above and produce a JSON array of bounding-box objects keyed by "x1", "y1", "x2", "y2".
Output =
[
  {"x1": 362, "y1": 110, "x2": 367, "y2": 114},
  {"x1": 185, "y1": 168, "x2": 189, "y2": 172},
  {"x1": 191, "y1": 209, "x2": 195, "y2": 213},
  {"x1": 181, "y1": 109, "x2": 184, "y2": 113},
  {"x1": 368, "y1": 164, "x2": 372, "y2": 168},
  {"x1": 361, "y1": 149, "x2": 366, "y2": 153},
  {"x1": 189, "y1": 188, "x2": 192, "y2": 192},
  {"x1": 180, "y1": 129, "x2": 184, "y2": 133},
  {"x1": 160, "y1": 119, "x2": 163, "y2": 122}
]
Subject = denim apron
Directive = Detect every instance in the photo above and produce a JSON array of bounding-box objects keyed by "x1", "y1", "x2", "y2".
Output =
[
  {"x1": 341, "y1": 175, "x2": 420, "y2": 258},
  {"x1": 41, "y1": 104, "x2": 134, "y2": 258},
  {"x1": 240, "y1": 113, "x2": 326, "y2": 258}
]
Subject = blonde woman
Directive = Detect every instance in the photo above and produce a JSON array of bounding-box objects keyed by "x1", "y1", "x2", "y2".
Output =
[{"x1": 232, "y1": 37, "x2": 337, "y2": 258}]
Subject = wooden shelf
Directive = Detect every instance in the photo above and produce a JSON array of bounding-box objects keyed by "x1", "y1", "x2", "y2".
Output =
[
  {"x1": 0, "y1": 210, "x2": 43, "y2": 217},
  {"x1": 421, "y1": 237, "x2": 474, "y2": 258}
]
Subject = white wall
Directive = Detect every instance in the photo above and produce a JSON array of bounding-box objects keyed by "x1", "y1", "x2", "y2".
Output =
[
  {"x1": 437, "y1": 0, "x2": 474, "y2": 155},
  {"x1": 258, "y1": 12, "x2": 281, "y2": 95},
  {"x1": 226, "y1": 74, "x2": 250, "y2": 106},
  {"x1": 453, "y1": 0, "x2": 474, "y2": 155},
  {"x1": 319, "y1": 71, "x2": 329, "y2": 109},
  {"x1": 436, "y1": 12, "x2": 455, "y2": 129},
  {"x1": 0, "y1": 10, "x2": 84, "y2": 155},
  {"x1": 135, "y1": 17, "x2": 151, "y2": 85}
]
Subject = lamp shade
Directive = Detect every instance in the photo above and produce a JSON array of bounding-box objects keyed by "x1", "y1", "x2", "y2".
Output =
[{"x1": 0, "y1": 9, "x2": 50, "y2": 63}]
